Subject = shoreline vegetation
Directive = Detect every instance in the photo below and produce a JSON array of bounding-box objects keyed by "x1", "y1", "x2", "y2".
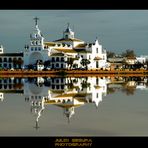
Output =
[{"x1": 0, "y1": 69, "x2": 148, "y2": 77}]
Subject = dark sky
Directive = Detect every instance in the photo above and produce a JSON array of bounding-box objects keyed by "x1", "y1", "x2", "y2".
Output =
[{"x1": 0, "y1": 10, "x2": 148, "y2": 56}]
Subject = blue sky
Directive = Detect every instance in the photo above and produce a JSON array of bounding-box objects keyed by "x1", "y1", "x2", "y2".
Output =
[{"x1": 0, "y1": 10, "x2": 148, "y2": 56}]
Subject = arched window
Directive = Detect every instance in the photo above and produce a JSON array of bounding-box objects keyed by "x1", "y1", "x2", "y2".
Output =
[
  {"x1": 9, "y1": 84, "x2": 12, "y2": 89},
  {"x1": 56, "y1": 63, "x2": 59, "y2": 67},
  {"x1": 9, "y1": 64, "x2": 11, "y2": 68},
  {"x1": 4, "y1": 63, "x2": 7, "y2": 68},
  {"x1": 56, "y1": 85, "x2": 59, "y2": 89},
  {"x1": 4, "y1": 85, "x2": 7, "y2": 89},
  {"x1": 52, "y1": 57, "x2": 55, "y2": 62},
  {"x1": 96, "y1": 48, "x2": 98, "y2": 53},
  {"x1": 56, "y1": 57, "x2": 59, "y2": 62},
  {"x1": 65, "y1": 34, "x2": 68, "y2": 39},
  {"x1": 61, "y1": 57, "x2": 64, "y2": 62},
  {"x1": 4, "y1": 58, "x2": 7, "y2": 62},
  {"x1": 9, "y1": 79, "x2": 12, "y2": 83},
  {"x1": 9, "y1": 58, "x2": 12, "y2": 63},
  {"x1": 52, "y1": 85, "x2": 55, "y2": 89}
]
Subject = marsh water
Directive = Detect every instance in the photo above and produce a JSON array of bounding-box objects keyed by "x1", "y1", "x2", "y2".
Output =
[{"x1": 0, "y1": 76, "x2": 148, "y2": 136}]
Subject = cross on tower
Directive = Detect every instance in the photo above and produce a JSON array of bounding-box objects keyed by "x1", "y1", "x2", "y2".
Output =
[{"x1": 34, "y1": 17, "x2": 39, "y2": 26}]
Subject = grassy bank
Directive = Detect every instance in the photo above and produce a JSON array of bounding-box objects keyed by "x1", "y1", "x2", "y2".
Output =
[{"x1": 0, "y1": 69, "x2": 148, "y2": 77}]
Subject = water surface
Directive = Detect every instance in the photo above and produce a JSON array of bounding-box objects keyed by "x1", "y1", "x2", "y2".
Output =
[{"x1": 0, "y1": 76, "x2": 148, "y2": 136}]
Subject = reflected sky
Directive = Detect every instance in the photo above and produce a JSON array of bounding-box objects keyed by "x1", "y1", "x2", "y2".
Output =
[
  {"x1": 0, "y1": 76, "x2": 148, "y2": 136},
  {"x1": 0, "y1": 10, "x2": 148, "y2": 55}
]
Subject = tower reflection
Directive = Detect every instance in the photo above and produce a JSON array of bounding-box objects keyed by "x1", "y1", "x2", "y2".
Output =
[{"x1": 0, "y1": 76, "x2": 148, "y2": 129}]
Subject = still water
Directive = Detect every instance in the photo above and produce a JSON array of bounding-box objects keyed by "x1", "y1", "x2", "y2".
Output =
[{"x1": 0, "y1": 76, "x2": 148, "y2": 136}]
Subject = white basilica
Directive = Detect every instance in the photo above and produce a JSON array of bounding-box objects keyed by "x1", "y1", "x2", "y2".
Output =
[
  {"x1": 23, "y1": 18, "x2": 108, "y2": 70},
  {"x1": 23, "y1": 76, "x2": 109, "y2": 127}
]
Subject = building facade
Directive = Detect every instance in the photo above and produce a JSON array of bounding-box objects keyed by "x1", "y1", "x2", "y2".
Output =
[
  {"x1": 23, "y1": 18, "x2": 108, "y2": 70},
  {"x1": 0, "y1": 18, "x2": 108, "y2": 70}
]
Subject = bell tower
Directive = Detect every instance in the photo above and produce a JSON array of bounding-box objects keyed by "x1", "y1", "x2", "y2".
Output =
[
  {"x1": 63, "y1": 23, "x2": 75, "y2": 39},
  {"x1": 30, "y1": 17, "x2": 44, "y2": 48}
]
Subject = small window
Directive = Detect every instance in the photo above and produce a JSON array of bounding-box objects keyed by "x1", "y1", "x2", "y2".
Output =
[
  {"x1": 61, "y1": 85, "x2": 64, "y2": 89},
  {"x1": 52, "y1": 57, "x2": 55, "y2": 62},
  {"x1": 96, "y1": 77, "x2": 99, "y2": 85},
  {"x1": 4, "y1": 79, "x2": 7, "y2": 83},
  {"x1": 96, "y1": 48, "x2": 98, "y2": 53},
  {"x1": 31, "y1": 47, "x2": 33, "y2": 51},
  {"x1": 9, "y1": 58, "x2": 12, "y2": 62},
  {"x1": 9, "y1": 79, "x2": 12, "y2": 83},
  {"x1": 96, "y1": 93, "x2": 98, "y2": 98},
  {"x1": 56, "y1": 85, "x2": 59, "y2": 89},
  {"x1": 56, "y1": 57, "x2": 59, "y2": 62},
  {"x1": 61, "y1": 78, "x2": 64, "y2": 83},
  {"x1": 52, "y1": 78, "x2": 54, "y2": 83},
  {"x1": 56, "y1": 63, "x2": 59, "y2": 67},
  {"x1": 81, "y1": 55, "x2": 83, "y2": 58},
  {"x1": 65, "y1": 34, "x2": 68, "y2": 39},
  {"x1": 52, "y1": 85, "x2": 55, "y2": 89},
  {"x1": 4, "y1": 58, "x2": 7, "y2": 62},
  {"x1": 61, "y1": 57, "x2": 64, "y2": 62}
]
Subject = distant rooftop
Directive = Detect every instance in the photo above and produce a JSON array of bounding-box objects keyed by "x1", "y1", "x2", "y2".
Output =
[{"x1": 0, "y1": 53, "x2": 23, "y2": 57}]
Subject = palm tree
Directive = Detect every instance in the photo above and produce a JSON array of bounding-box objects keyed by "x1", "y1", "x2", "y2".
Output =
[
  {"x1": 17, "y1": 58, "x2": 23, "y2": 69},
  {"x1": 107, "y1": 51, "x2": 116, "y2": 59},
  {"x1": 121, "y1": 49, "x2": 136, "y2": 58},
  {"x1": 44, "y1": 60, "x2": 50, "y2": 68},
  {"x1": 80, "y1": 59, "x2": 90, "y2": 70},
  {"x1": 144, "y1": 59, "x2": 148, "y2": 70},
  {"x1": 66, "y1": 58, "x2": 75, "y2": 69}
]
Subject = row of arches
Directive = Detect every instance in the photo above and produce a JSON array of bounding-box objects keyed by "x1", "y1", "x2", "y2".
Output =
[{"x1": 0, "y1": 57, "x2": 23, "y2": 63}]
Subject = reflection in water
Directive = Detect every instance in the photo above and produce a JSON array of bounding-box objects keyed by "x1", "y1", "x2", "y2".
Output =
[{"x1": 0, "y1": 76, "x2": 148, "y2": 130}]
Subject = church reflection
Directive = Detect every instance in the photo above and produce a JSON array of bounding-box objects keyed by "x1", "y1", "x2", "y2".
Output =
[{"x1": 0, "y1": 76, "x2": 148, "y2": 129}]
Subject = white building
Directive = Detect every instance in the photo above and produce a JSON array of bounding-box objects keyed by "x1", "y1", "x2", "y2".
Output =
[
  {"x1": 0, "y1": 45, "x2": 23, "y2": 69},
  {"x1": 23, "y1": 18, "x2": 107, "y2": 70},
  {"x1": 23, "y1": 76, "x2": 108, "y2": 126},
  {"x1": 136, "y1": 55, "x2": 148, "y2": 64}
]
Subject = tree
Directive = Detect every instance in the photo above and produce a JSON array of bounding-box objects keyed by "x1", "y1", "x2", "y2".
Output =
[
  {"x1": 107, "y1": 51, "x2": 116, "y2": 58},
  {"x1": 144, "y1": 59, "x2": 148, "y2": 70},
  {"x1": 66, "y1": 58, "x2": 75, "y2": 69},
  {"x1": 80, "y1": 59, "x2": 90, "y2": 70},
  {"x1": 28, "y1": 64, "x2": 34, "y2": 70},
  {"x1": 121, "y1": 49, "x2": 136, "y2": 58},
  {"x1": 17, "y1": 58, "x2": 23, "y2": 69},
  {"x1": 44, "y1": 60, "x2": 50, "y2": 68}
]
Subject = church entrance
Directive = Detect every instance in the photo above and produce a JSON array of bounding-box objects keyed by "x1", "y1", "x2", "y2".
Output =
[{"x1": 29, "y1": 52, "x2": 43, "y2": 65}]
